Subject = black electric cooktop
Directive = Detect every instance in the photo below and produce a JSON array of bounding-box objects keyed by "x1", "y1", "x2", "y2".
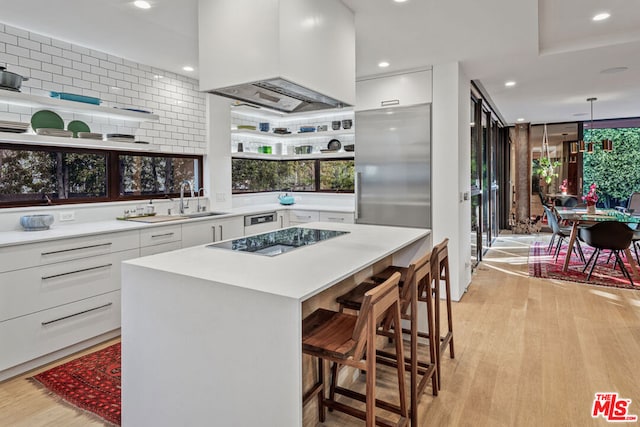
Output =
[{"x1": 207, "y1": 227, "x2": 349, "y2": 257}]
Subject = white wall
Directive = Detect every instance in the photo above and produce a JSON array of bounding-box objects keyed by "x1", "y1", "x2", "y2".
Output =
[
  {"x1": 432, "y1": 62, "x2": 471, "y2": 301},
  {"x1": 0, "y1": 22, "x2": 206, "y2": 154}
]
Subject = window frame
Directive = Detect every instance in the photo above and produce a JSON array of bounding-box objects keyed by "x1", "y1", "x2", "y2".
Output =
[{"x1": 0, "y1": 143, "x2": 203, "y2": 208}]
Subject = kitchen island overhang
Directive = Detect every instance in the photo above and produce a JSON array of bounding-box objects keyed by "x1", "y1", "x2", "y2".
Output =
[{"x1": 121, "y1": 222, "x2": 431, "y2": 426}]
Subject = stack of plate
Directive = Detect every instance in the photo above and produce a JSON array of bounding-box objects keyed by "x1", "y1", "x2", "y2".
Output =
[
  {"x1": 106, "y1": 133, "x2": 136, "y2": 143},
  {"x1": 78, "y1": 132, "x2": 103, "y2": 140},
  {"x1": 0, "y1": 120, "x2": 30, "y2": 133},
  {"x1": 36, "y1": 128, "x2": 73, "y2": 137}
]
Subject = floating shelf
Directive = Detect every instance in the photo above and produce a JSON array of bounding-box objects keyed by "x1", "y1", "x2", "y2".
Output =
[
  {"x1": 231, "y1": 129, "x2": 354, "y2": 139},
  {"x1": 0, "y1": 90, "x2": 160, "y2": 122},
  {"x1": 232, "y1": 151, "x2": 353, "y2": 161},
  {"x1": 0, "y1": 132, "x2": 159, "y2": 152}
]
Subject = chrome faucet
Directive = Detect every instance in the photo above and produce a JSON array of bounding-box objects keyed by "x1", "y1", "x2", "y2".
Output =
[
  {"x1": 196, "y1": 188, "x2": 205, "y2": 212},
  {"x1": 179, "y1": 180, "x2": 194, "y2": 214}
]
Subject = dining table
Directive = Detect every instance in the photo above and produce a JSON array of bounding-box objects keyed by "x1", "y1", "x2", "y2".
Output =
[{"x1": 555, "y1": 207, "x2": 640, "y2": 277}]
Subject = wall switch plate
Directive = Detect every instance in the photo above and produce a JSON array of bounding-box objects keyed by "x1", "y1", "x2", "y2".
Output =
[
  {"x1": 216, "y1": 193, "x2": 226, "y2": 202},
  {"x1": 59, "y1": 211, "x2": 75, "y2": 221}
]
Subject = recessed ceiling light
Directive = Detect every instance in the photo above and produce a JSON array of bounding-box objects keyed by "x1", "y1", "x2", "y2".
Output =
[
  {"x1": 182, "y1": 66, "x2": 194, "y2": 72},
  {"x1": 516, "y1": 118, "x2": 525, "y2": 122},
  {"x1": 505, "y1": 81, "x2": 516, "y2": 87},
  {"x1": 378, "y1": 61, "x2": 390, "y2": 68},
  {"x1": 134, "y1": 1, "x2": 151, "y2": 9},
  {"x1": 600, "y1": 66, "x2": 628, "y2": 74},
  {"x1": 393, "y1": 0, "x2": 409, "y2": 3},
  {"x1": 592, "y1": 12, "x2": 610, "y2": 21}
]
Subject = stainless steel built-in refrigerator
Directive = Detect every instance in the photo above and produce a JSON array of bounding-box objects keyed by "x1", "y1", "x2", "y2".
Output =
[{"x1": 355, "y1": 103, "x2": 431, "y2": 228}]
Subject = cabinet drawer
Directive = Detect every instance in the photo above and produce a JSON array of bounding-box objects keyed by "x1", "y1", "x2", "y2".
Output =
[
  {"x1": 0, "y1": 249, "x2": 138, "y2": 322},
  {"x1": 0, "y1": 230, "x2": 139, "y2": 273},
  {"x1": 0, "y1": 291, "x2": 121, "y2": 372},
  {"x1": 140, "y1": 241, "x2": 181, "y2": 257},
  {"x1": 356, "y1": 70, "x2": 432, "y2": 111},
  {"x1": 289, "y1": 210, "x2": 319, "y2": 223},
  {"x1": 140, "y1": 225, "x2": 182, "y2": 247},
  {"x1": 319, "y1": 211, "x2": 354, "y2": 224}
]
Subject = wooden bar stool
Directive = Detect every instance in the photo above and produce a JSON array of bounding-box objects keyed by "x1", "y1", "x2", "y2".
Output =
[
  {"x1": 335, "y1": 252, "x2": 438, "y2": 426},
  {"x1": 431, "y1": 238, "x2": 455, "y2": 388},
  {"x1": 302, "y1": 273, "x2": 408, "y2": 427},
  {"x1": 367, "y1": 238, "x2": 455, "y2": 390}
]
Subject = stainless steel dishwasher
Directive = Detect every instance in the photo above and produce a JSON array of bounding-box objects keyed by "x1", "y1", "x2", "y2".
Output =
[{"x1": 244, "y1": 212, "x2": 279, "y2": 235}]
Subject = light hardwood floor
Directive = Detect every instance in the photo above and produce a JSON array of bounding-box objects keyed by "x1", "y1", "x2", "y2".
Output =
[{"x1": 1, "y1": 233, "x2": 639, "y2": 426}]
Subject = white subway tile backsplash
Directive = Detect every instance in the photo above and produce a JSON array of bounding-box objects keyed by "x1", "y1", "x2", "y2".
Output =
[
  {"x1": 52, "y1": 56, "x2": 72, "y2": 68},
  {"x1": 0, "y1": 22, "x2": 206, "y2": 153},
  {"x1": 4, "y1": 25, "x2": 29, "y2": 38},
  {"x1": 30, "y1": 51, "x2": 51, "y2": 64},
  {"x1": 42, "y1": 62, "x2": 62, "y2": 75},
  {"x1": 7, "y1": 44, "x2": 29, "y2": 59},
  {"x1": 18, "y1": 37, "x2": 40, "y2": 51},
  {"x1": 51, "y1": 39, "x2": 71, "y2": 50}
]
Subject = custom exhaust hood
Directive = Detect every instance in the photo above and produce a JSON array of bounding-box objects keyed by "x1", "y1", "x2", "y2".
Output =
[{"x1": 198, "y1": 0, "x2": 355, "y2": 113}]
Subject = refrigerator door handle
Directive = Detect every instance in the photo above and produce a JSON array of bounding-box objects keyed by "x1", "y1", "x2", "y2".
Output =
[{"x1": 355, "y1": 171, "x2": 361, "y2": 219}]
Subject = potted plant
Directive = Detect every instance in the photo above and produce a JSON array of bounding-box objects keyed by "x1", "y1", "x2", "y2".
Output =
[{"x1": 583, "y1": 183, "x2": 598, "y2": 214}]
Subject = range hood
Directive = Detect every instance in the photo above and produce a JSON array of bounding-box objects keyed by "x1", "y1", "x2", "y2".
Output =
[
  {"x1": 198, "y1": 0, "x2": 355, "y2": 113},
  {"x1": 212, "y1": 78, "x2": 346, "y2": 113}
]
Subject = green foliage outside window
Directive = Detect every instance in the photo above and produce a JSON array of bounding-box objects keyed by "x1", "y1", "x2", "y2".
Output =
[
  {"x1": 0, "y1": 148, "x2": 106, "y2": 203},
  {"x1": 583, "y1": 128, "x2": 640, "y2": 208},
  {"x1": 232, "y1": 158, "x2": 354, "y2": 193},
  {"x1": 320, "y1": 160, "x2": 354, "y2": 191}
]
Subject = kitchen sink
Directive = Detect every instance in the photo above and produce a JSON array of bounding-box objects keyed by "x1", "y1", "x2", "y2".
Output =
[{"x1": 183, "y1": 211, "x2": 229, "y2": 218}]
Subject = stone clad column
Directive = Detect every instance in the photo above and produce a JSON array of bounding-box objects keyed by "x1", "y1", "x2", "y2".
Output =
[{"x1": 513, "y1": 123, "x2": 531, "y2": 225}]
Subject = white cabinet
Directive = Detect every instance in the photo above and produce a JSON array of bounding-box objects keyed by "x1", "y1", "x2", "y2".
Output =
[
  {"x1": 356, "y1": 69, "x2": 432, "y2": 111},
  {"x1": 278, "y1": 210, "x2": 290, "y2": 228},
  {"x1": 289, "y1": 210, "x2": 320, "y2": 225},
  {"x1": 139, "y1": 224, "x2": 181, "y2": 248},
  {"x1": 0, "y1": 291, "x2": 121, "y2": 373},
  {"x1": 181, "y1": 216, "x2": 245, "y2": 248},
  {"x1": 0, "y1": 230, "x2": 138, "y2": 376},
  {"x1": 319, "y1": 211, "x2": 354, "y2": 224}
]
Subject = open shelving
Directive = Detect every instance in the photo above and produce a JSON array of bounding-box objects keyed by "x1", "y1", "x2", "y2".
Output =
[
  {"x1": 231, "y1": 128, "x2": 353, "y2": 139},
  {"x1": 231, "y1": 151, "x2": 353, "y2": 161},
  {"x1": 0, "y1": 132, "x2": 159, "y2": 152},
  {"x1": 0, "y1": 90, "x2": 160, "y2": 122}
]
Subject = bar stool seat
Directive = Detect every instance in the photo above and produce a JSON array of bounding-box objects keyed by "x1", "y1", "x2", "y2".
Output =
[{"x1": 302, "y1": 272, "x2": 408, "y2": 427}]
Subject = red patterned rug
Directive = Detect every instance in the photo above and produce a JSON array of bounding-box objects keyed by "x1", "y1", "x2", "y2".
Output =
[
  {"x1": 529, "y1": 241, "x2": 640, "y2": 290},
  {"x1": 30, "y1": 342, "x2": 121, "y2": 426}
]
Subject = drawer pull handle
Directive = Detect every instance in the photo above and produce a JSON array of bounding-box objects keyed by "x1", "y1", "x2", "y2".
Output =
[
  {"x1": 41, "y1": 302, "x2": 113, "y2": 326},
  {"x1": 41, "y1": 264, "x2": 112, "y2": 281},
  {"x1": 41, "y1": 243, "x2": 112, "y2": 256},
  {"x1": 328, "y1": 217, "x2": 344, "y2": 221},
  {"x1": 381, "y1": 99, "x2": 400, "y2": 107},
  {"x1": 151, "y1": 232, "x2": 174, "y2": 238}
]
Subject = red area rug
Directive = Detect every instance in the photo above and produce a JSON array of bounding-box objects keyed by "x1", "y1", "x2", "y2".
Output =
[
  {"x1": 529, "y1": 241, "x2": 639, "y2": 290},
  {"x1": 30, "y1": 342, "x2": 121, "y2": 426}
]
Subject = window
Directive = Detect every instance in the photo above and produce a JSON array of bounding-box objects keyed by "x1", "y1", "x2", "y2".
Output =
[
  {"x1": 0, "y1": 143, "x2": 203, "y2": 207},
  {"x1": 119, "y1": 154, "x2": 201, "y2": 196},
  {"x1": 232, "y1": 158, "x2": 354, "y2": 193}
]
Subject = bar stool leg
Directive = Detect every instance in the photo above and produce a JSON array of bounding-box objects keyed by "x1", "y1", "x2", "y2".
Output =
[
  {"x1": 410, "y1": 278, "x2": 418, "y2": 426},
  {"x1": 318, "y1": 358, "x2": 325, "y2": 422},
  {"x1": 442, "y1": 259, "x2": 455, "y2": 359},
  {"x1": 433, "y1": 276, "x2": 442, "y2": 389}
]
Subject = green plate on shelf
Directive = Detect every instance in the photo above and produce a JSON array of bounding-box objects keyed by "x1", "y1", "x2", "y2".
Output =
[
  {"x1": 31, "y1": 110, "x2": 64, "y2": 131},
  {"x1": 67, "y1": 120, "x2": 90, "y2": 138}
]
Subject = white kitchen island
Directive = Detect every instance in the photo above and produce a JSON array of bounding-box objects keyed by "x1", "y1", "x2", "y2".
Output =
[{"x1": 121, "y1": 222, "x2": 430, "y2": 427}]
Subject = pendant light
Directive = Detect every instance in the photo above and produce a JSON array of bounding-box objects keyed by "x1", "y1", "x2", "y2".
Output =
[{"x1": 582, "y1": 97, "x2": 613, "y2": 153}]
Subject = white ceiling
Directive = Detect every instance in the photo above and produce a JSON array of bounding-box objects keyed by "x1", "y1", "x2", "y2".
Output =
[{"x1": 1, "y1": 0, "x2": 639, "y2": 125}]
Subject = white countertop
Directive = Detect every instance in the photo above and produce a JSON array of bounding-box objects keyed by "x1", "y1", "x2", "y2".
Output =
[
  {"x1": 0, "y1": 203, "x2": 354, "y2": 247},
  {"x1": 123, "y1": 222, "x2": 430, "y2": 301}
]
